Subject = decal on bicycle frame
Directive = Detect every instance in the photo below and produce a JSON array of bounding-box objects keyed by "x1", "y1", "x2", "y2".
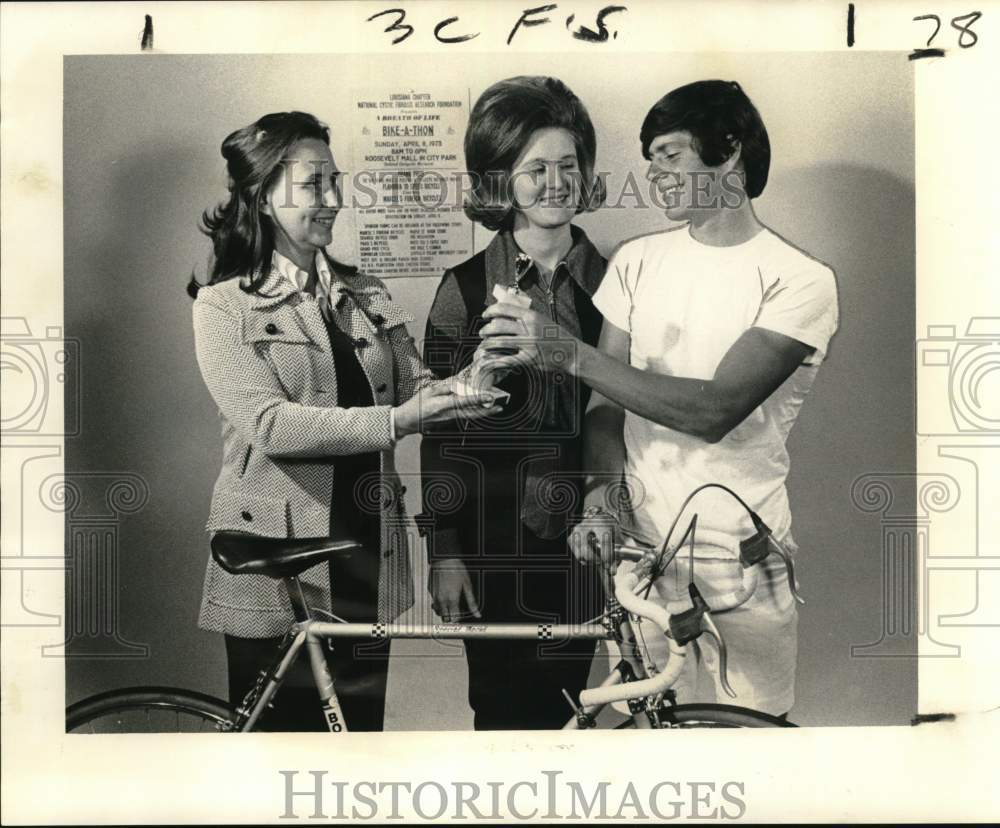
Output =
[{"x1": 322, "y1": 696, "x2": 348, "y2": 733}]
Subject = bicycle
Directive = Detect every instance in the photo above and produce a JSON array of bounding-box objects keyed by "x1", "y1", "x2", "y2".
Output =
[{"x1": 66, "y1": 486, "x2": 803, "y2": 733}]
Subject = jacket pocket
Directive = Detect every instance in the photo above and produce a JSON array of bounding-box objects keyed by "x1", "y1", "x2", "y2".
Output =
[
  {"x1": 238, "y1": 445, "x2": 252, "y2": 478},
  {"x1": 208, "y1": 490, "x2": 290, "y2": 538},
  {"x1": 359, "y1": 290, "x2": 415, "y2": 332}
]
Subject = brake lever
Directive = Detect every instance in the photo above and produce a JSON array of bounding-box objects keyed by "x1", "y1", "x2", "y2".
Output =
[
  {"x1": 668, "y1": 583, "x2": 708, "y2": 645},
  {"x1": 767, "y1": 536, "x2": 806, "y2": 606},
  {"x1": 700, "y1": 612, "x2": 736, "y2": 699},
  {"x1": 740, "y1": 514, "x2": 805, "y2": 606},
  {"x1": 665, "y1": 586, "x2": 735, "y2": 699}
]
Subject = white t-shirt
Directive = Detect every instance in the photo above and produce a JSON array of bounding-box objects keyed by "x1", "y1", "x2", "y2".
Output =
[{"x1": 591, "y1": 225, "x2": 839, "y2": 556}]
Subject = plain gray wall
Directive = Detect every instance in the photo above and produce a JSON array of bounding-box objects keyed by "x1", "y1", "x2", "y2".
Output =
[{"x1": 65, "y1": 52, "x2": 915, "y2": 727}]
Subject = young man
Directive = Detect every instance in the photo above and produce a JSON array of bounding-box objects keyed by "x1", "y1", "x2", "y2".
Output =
[{"x1": 478, "y1": 80, "x2": 839, "y2": 717}]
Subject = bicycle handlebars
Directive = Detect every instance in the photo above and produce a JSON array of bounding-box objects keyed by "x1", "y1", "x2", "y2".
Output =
[
  {"x1": 579, "y1": 568, "x2": 689, "y2": 707},
  {"x1": 578, "y1": 516, "x2": 804, "y2": 709},
  {"x1": 588, "y1": 524, "x2": 804, "y2": 610}
]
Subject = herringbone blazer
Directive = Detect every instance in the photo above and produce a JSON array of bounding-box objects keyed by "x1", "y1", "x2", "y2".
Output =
[{"x1": 192, "y1": 256, "x2": 436, "y2": 637}]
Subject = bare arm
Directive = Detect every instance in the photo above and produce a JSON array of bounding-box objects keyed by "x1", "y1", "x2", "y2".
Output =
[
  {"x1": 481, "y1": 301, "x2": 815, "y2": 444},
  {"x1": 573, "y1": 326, "x2": 813, "y2": 443}
]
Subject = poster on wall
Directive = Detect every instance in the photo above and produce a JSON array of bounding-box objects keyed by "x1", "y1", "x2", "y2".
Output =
[{"x1": 351, "y1": 87, "x2": 474, "y2": 278}]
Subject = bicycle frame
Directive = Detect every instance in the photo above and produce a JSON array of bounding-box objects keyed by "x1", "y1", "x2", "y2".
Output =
[
  {"x1": 230, "y1": 523, "x2": 800, "y2": 733},
  {"x1": 66, "y1": 491, "x2": 802, "y2": 734},
  {"x1": 230, "y1": 572, "x2": 649, "y2": 733}
]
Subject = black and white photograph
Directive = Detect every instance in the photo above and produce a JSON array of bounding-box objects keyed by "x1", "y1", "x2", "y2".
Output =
[{"x1": 2, "y1": 0, "x2": 997, "y2": 823}]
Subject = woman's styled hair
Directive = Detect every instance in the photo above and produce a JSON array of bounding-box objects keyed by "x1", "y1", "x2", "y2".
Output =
[
  {"x1": 640, "y1": 80, "x2": 771, "y2": 199},
  {"x1": 188, "y1": 111, "x2": 350, "y2": 298},
  {"x1": 463, "y1": 76, "x2": 605, "y2": 231}
]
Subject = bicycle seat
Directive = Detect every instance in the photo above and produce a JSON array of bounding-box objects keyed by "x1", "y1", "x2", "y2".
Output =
[{"x1": 210, "y1": 531, "x2": 364, "y2": 579}]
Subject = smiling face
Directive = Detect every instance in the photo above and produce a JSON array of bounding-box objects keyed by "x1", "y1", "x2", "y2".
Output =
[
  {"x1": 262, "y1": 138, "x2": 342, "y2": 269},
  {"x1": 509, "y1": 127, "x2": 581, "y2": 231},
  {"x1": 646, "y1": 130, "x2": 742, "y2": 223}
]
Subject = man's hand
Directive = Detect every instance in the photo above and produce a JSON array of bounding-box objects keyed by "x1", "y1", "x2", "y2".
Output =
[
  {"x1": 567, "y1": 510, "x2": 622, "y2": 568},
  {"x1": 428, "y1": 558, "x2": 481, "y2": 622},
  {"x1": 477, "y1": 302, "x2": 580, "y2": 371}
]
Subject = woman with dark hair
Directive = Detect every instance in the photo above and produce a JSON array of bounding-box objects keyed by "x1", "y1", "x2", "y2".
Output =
[
  {"x1": 419, "y1": 77, "x2": 607, "y2": 730},
  {"x1": 190, "y1": 111, "x2": 498, "y2": 731}
]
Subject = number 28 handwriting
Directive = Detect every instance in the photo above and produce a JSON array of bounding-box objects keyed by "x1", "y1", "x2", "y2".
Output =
[{"x1": 367, "y1": 4, "x2": 628, "y2": 46}]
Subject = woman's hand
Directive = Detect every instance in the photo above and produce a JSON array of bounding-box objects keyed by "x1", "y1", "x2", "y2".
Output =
[
  {"x1": 477, "y1": 302, "x2": 580, "y2": 372},
  {"x1": 393, "y1": 380, "x2": 501, "y2": 439},
  {"x1": 428, "y1": 558, "x2": 481, "y2": 622}
]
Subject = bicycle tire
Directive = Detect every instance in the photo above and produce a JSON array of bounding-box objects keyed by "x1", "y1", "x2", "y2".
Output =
[
  {"x1": 66, "y1": 687, "x2": 236, "y2": 734},
  {"x1": 617, "y1": 703, "x2": 795, "y2": 728}
]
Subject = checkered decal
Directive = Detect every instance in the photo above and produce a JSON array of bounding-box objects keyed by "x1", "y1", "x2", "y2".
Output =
[
  {"x1": 371, "y1": 622, "x2": 387, "y2": 639},
  {"x1": 538, "y1": 624, "x2": 553, "y2": 640},
  {"x1": 193, "y1": 264, "x2": 436, "y2": 637}
]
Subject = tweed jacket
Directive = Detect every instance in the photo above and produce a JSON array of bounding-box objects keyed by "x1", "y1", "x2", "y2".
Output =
[{"x1": 192, "y1": 255, "x2": 435, "y2": 637}]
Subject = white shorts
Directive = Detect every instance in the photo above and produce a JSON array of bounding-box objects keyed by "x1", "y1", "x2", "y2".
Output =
[{"x1": 608, "y1": 552, "x2": 798, "y2": 717}]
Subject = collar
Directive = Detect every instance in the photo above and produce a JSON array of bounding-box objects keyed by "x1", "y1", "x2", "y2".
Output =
[
  {"x1": 271, "y1": 249, "x2": 334, "y2": 304},
  {"x1": 249, "y1": 249, "x2": 345, "y2": 309},
  {"x1": 483, "y1": 225, "x2": 605, "y2": 297}
]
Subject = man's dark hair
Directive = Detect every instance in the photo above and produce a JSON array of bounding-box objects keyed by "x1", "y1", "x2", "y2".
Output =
[{"x1": 640, "y1": 80, "x2": 771, "y2": 199}]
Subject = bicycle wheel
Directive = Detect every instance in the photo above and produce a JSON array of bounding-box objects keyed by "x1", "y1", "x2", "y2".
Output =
[
  {"x1": 67, "y1": 687, "x2": 236, "y2": 734},
  {"x1": 617, "y1": 703, "x2": 794, "y2": 728}
]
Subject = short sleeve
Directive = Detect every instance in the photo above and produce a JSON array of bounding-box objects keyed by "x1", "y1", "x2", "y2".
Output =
[
  {"x1": 753, "y1": 263, "x2": 839, "y2": 365},
  {"x1": 592, "y1": 241, "x2": 642, "y2": 333}
]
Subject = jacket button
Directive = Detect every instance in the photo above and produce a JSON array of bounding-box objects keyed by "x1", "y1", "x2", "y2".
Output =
[
  {"x1": 241, "y1": 510, "x2": 253, "y2": 521},
  {"x1": 265, "y1": 323, "x2": 278, "y2": 335},
  {"x1": 400, "y1": 485, "x2": 407, "y2": 494},
  {"x1": 355, "y1": 337, "x2": 370, "y2": 349},
  {"x1": 376, "y1": 383, "x2": 387, "y2": 393}
]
